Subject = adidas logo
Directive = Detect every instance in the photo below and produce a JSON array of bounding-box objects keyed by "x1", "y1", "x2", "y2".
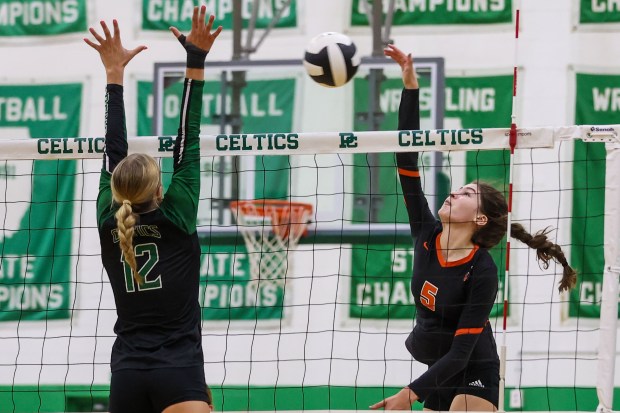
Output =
[{"x1": 468, "y1": 380, "x2": 484, "y2": 388}]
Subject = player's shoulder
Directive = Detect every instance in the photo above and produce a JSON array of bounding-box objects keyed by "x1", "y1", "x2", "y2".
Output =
[{"x1": 473, "y1": 248, "x2": 498, "y2": 276}]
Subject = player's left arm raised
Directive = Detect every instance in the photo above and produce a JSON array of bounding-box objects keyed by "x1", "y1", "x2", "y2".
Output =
[{"x1": 160, "y1": 7, "x2": 222, "y2": 234}]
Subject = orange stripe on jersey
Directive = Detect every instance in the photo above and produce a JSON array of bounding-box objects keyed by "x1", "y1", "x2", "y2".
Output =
[
  {"x1": 398, "y1": 168, "x2": 420, "y2": 178},
  {"x1": 435, "y1": 232, "x2": 479, "y2": 267},
  {"x1": 454, "y1": 327, "x2": 484, "y2": 336}
]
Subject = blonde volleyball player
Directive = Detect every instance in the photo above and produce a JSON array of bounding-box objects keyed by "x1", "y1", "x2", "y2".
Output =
[{"x1": 86, "y1": 6, "x2": 221, "y2": 413}]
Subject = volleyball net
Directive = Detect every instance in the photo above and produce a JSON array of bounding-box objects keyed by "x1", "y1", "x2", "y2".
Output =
[{"x1": 0, "y1": 124, "x2": 619, "y2": 412}]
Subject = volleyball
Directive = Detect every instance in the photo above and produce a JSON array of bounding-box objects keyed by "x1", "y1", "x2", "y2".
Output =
[{"x1": 303, "y1": 32, "x2": 360, "y2": 88}]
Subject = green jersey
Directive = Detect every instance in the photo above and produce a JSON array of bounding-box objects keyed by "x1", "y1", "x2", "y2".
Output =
[{"x1": 97, "y1": 79, "x2": 205, "y2": 372}]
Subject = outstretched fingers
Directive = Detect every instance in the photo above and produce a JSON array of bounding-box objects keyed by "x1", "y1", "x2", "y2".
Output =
[
  {"x1": 83, "y1": 38, "x2": 100, "y2": 51},
  {"x1": 113, "y1": 19, "x2": 121, "y2": 41},
  {"x1": 369, "y1": 399, "x2": 387, "y2": 410},
  {"x1": 205, "y1": 13, "x2": 215, "y2": 33},
  {"x1": 100, "y1": 20, "x2": 112, "y2": 41},
  {"x1": 129, "y1": 45, "x2": 148, "y2": 59},
  {"x1": 192, "y1": 5, "x2": 200, "y2": 31},
  {"x1": 199, "y1": 5, "x2": 207, "y2": 29},
  {"x1": 88, "y1": 26, "x2": 105, "y2": 44},
  {"x1": 384, "y1": 44, "x2": 407, "y2": 66},
  {"x1": 169, "y1": 25, "x2": 182, "y2": 39}
]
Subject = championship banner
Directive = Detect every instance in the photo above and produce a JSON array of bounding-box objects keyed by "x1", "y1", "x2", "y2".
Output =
[
  {"x1": 142, "y1": 0, "x2": 297, "y2": 31},
  {"x1": 0, "y1": 0, "x2": 88, "y2": 37},
  {"x1": 137, "y1": 76, "x2": 295, "y2": 320},
  {"x1": 350, "y1": 0, "x2": 512, "y2": 26},
  {"x1": 0, "y1": 82, "x2": 82, "y2": 321},
  {"x1": 579, "y1": 0, "x2": 620, "y2": 24},
  {"x1": 570, "y1": 73, "x2": 620, "y2": 318}
]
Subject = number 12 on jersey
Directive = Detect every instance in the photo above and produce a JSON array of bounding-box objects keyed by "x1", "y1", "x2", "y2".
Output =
[{"x1": 121, "y1": 243, "x2": 162, "y2": 292}]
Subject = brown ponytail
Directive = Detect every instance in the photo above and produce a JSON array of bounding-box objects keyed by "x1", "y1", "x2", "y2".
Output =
[
  {"x1": 115, "y1": 200, "x2": 141, "y2": 285},
  {"x1": 510, "y1": 224, "x2": 577, "y2": 292},
  {"x1": 473, "y1": 182, "x2": 577, "y2": 292}
]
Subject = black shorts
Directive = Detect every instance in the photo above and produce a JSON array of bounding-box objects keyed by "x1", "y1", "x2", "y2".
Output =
[
  {"x1": 109, "y1": 366, "x2": 210, "y2": 413},
  {"x1": 422, "y1": 362, "x2": 499, "y2": 411}
]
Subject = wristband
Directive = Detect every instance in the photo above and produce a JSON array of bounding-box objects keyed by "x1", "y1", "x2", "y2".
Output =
[{"x1": 177, "y1": 34, "x2": 209, "y2": 69}]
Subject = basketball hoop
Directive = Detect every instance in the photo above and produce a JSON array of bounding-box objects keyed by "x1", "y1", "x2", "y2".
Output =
[{"x1": 229, "y1": 200, "x2": 313, "y2": 287}]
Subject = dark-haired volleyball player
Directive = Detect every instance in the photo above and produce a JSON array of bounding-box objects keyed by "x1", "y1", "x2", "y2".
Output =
[
  {"x1": 370, "y1": 44, "x2": 577, "y2": 412},
  {"x1": 86, "y1": 6, "x2": 222, "y2": 413}
]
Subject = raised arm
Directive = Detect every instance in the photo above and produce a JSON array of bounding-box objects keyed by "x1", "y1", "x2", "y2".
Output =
[
  {"x1": 84, "y1": 20, "x2": 146, "y2": 227},
  {"x1": 160, "y1": 6, "x2": 222, "y2": 234},
  {"x1": 384, "y1": 45, "x2": 437, "y2": 240}
]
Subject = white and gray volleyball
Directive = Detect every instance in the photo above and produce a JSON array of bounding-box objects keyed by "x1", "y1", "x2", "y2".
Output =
[{"x1": 303, "y1": 32, "x2": 360, "y2": 88}]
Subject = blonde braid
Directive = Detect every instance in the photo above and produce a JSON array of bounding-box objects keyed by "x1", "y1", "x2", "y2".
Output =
[{"x1": 115, "y1": 200, "x2": 142, "y2": 285}]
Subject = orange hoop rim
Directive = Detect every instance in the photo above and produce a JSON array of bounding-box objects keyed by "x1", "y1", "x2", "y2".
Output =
[
  {"x1": 229, "y1": 200, "x2": 313, "y2": 240},
  {"x1": 229, "y1": 200, "x2": 313, "y2": 217}
]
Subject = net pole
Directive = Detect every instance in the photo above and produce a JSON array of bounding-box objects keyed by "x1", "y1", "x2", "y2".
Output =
[
  {"x1": 596, "y1": 143, "x2": 620, "y2": 413},
  {"x1": 499, "y1": 3, "x2": 521, "y2": 412}
]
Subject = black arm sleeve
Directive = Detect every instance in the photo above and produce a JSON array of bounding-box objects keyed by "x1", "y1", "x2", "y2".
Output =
[
  {"x1": 102, "y1": 84, "x2": 127, "y2": 173},
  {"x1": 97, "y1": 84, "x2": 127, "y2": 227},
  {"x1": 396, "y1": 88, "x2": 437, "y2": 239}
]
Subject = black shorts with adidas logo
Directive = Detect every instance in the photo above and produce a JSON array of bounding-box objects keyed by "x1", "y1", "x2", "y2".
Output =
[{"x1": 423, "y1": 358, "x2": 499, "y2": 411}]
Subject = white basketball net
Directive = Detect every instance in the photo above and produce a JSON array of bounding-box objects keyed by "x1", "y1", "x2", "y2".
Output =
[{"x1": 230, "y1": 201, "x2": 313, "y2": 287}]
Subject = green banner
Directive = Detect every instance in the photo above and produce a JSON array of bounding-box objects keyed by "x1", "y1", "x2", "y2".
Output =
[
  {"x1": 349, "y1": 74, "x2": 510, "y2": 319},
  {"x1": 570, "y1": 73, "x2": 619, "y2": 318},
  {"x1": 198, "y1": 245, "x2": 283, "y2": 320},
  {"x1": 137, "y1": 76, "x2": 295, "y2": 320},
  {"x1": 452, "y1": 75, "x2": 512, "y2": 319},
  {"x1": 142, "y1": 0, "x2": 297, "y2": 31},
  {"x1": 350, "y1": 0, "x2": 512, "y2": 26},
  {"x1": 0, "y1": 0, "x2": 87, "y2": 37},
  {"x1": 350, "y1": 244, "x2": 415, "y2": 319},
  {"x1": 580, "y1": 0, "x2": 620, "y2": 23},
  {"x1": 0, "y1": 82, "x2": 81, "y2": 321}
]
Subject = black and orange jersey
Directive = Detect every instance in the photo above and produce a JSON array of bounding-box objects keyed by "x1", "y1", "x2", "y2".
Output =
[
  {"x1": 397, "y1": 88, "x2": 499, "y2": 401},
  {"x1": 97, "y1": 80, "x2": 204, "y2": 372}
]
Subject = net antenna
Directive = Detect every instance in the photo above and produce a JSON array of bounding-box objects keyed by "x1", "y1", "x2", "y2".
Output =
[
  {"x1": 499, "y1": 2, "x2": 521, "y2": 411},
  {"x1": 229, "y1": 200, "x2": 313, "y2": 289}
]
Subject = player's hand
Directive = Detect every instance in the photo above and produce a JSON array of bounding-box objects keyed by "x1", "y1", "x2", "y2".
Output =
[
  {"x1": 84, "y1": 20, "x2": 147, "y2": 73},
  {"x1": 169, "y1": 5, "x2": 222, "y2": 53},
  {"x1": 384, "y1": 44, "x2": 418, "y2": 90},
  {"x1": 370, "y1": 387, "x2": 418, "y2": 410}
]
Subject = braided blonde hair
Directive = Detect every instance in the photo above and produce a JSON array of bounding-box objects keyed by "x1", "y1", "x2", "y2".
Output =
[{"x1": 111, "y1": 154, "x2": 161, "y2": 285}]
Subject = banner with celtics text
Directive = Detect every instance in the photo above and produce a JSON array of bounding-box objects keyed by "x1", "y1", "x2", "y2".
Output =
[
  {"x1": 137, "y1": 76, "x2": 294, "y2": 320},
  {"x1": 0, "y1": 83, "x2": 81, "y2": 321},
  {"x1": 570, "y1": 73, "x2": 619, "y2": 318},
  {"x1": 350, "y1": 0, "x2": 512, "y2": 26},
  {"x1": 142, "y1": 0, "x2": 297, "y2": 31},
  {"x1": 579, "y1": 0, "x2": 620, "y2": 24},
  {"x1": 349, "y1": 74, "x2": 511, "y2": 319},
  {"x1": 0, "y1": 0, "x2": 87, "y2": 37}
]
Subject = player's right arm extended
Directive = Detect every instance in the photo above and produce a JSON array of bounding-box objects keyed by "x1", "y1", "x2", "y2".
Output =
[
  {"x1": 161, "y1": 7, "x2": 222, "y2": 234},
  {"x1": 396, "y1": 88, "x2": 437, "y2": 238},
  {"x1": 97, "y1": 84, "x2": 127, "y2": 227}
]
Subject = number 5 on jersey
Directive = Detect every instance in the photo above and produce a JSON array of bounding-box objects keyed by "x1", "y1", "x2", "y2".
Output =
[
  {"x1": 420, "y1": 280, "x2": 438, "y2": 311},
  {"x1": 121, "y1": 243, "x2": 162, "y2": 292}
]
